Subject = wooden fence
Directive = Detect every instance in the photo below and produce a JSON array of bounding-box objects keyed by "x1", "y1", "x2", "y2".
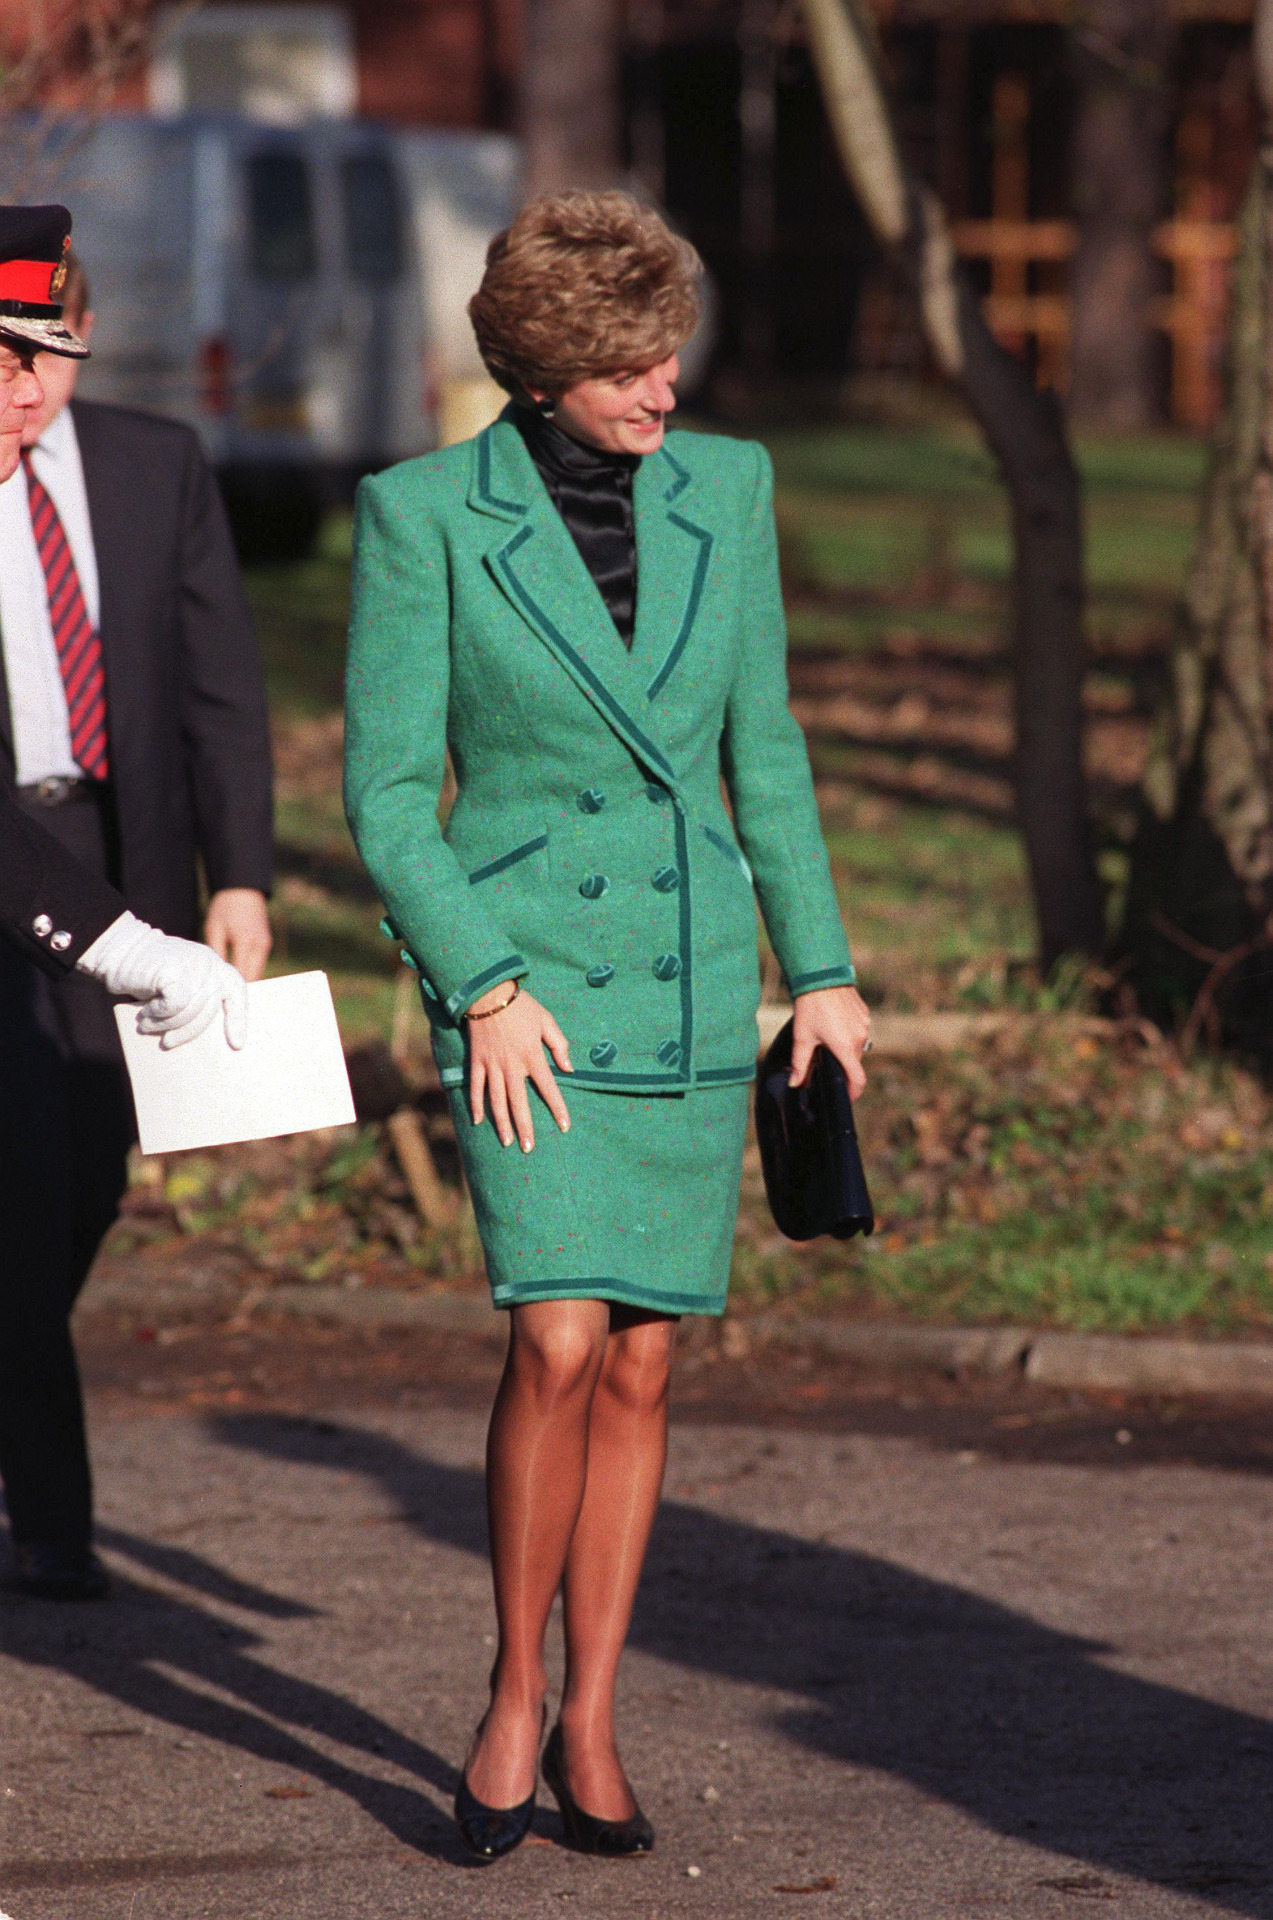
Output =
[{"x1": 951, "y1": 217, "x2": 1238, "y2": 427}]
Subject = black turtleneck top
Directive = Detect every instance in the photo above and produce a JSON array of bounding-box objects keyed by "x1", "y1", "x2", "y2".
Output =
[{"x1": 514, "y1": 406, "x2": 641, "y2": 648}]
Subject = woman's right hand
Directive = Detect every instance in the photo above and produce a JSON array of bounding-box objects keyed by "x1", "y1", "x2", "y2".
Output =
[{"x1": 466, "y1": 983, "x2": 572, "y2": 1151}]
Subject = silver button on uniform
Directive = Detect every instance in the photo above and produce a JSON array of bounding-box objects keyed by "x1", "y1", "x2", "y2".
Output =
[
  {"x1": 50, "y1": 930, "x2": 72, "y2": 952},
  {"x1": 32, "y1": 914, "x2": 52, "y2": 938}
]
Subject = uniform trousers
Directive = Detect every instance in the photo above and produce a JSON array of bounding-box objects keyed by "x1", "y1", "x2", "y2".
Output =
[{"x1": 0, "y1": 791, "x2": 135, "y2": 1552}]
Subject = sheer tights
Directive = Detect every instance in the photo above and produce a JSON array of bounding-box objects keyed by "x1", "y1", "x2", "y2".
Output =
[{"x1": 463, "y1": 1298, "x2": 676, "y2": 1820}]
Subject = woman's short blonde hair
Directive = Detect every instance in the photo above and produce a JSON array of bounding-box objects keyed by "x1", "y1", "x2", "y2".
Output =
[{"x1": 468, "y1": 190, "x2": 702, "y2": 398}]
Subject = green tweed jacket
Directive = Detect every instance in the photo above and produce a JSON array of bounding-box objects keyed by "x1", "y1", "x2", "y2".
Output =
[{"x1": 343, "y1": 412, "x2": 855, "y2": 1095}]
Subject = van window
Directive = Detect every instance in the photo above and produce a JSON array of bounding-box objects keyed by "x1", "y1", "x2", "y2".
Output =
[
  {"x1": 341, "y1": 154, "x2": 403, "y2": 284},
  {"x1": 248, "y1": 151, "x2": 317, "y2": 281}
]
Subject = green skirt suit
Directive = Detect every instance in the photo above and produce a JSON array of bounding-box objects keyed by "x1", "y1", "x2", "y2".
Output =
[{"x1": 343, "y1": 410, "x2": 855, "y2": 1315}]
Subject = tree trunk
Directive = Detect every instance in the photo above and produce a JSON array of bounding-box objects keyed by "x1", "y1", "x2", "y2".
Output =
[
  {"x1": 1119, "y1": 134, "x2": 1273, "y2": 1041},
  {"x1": 521, "y1": 0, "x2": 622, "y2": 197},
  {"x1": 801, "y1": 0, "x2": 1106, "y2": 964},
  {"x1": 1067, "y1": 0, "x2": 1177, "y2": 430}
]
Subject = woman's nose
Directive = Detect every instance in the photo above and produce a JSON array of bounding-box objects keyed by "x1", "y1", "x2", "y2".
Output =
[{"x1": 640, "y1": 369, "x2": 677, "y2": 414}]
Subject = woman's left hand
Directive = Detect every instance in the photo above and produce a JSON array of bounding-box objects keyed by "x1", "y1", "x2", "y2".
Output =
[{"x1": 789, "y1": 985, "x2": 871, "y2": 1100}]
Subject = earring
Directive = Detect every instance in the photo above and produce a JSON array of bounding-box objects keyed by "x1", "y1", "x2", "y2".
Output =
[{"x1": 536, "y1": 395, "x2": 556, "y2": 420}]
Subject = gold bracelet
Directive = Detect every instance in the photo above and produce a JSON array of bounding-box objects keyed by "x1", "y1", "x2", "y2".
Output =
[{"x1": 465, "y1": 979, "x2": 522, "y2": 1021}]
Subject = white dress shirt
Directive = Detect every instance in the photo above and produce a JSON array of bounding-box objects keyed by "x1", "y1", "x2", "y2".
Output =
[{"x1": 0, "y1": 406, "x2": 102, "y2": 786}]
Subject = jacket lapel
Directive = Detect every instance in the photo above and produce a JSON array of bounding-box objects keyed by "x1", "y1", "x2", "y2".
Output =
[
  {"x1": 631, "y1": 443, "x2": 715, "y2": 702},
  {"x1": 471, "y1": 417, "x2": 682, "y2": 792}
]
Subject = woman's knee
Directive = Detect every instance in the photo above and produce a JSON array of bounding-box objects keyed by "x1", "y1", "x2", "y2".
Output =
[
  {"x1": 600, "y1": 1318, "x2": 676, "y2": 1416},
  {"x1": 508, "y1": 1301, "x2": 608, "y2": 1405}
]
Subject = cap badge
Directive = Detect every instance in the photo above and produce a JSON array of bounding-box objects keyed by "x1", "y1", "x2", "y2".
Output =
[{"x1": 49, "y1": 236, "x2": 70, "y2": 298}]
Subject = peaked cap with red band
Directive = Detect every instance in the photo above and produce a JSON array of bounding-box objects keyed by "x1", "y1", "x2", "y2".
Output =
[{"x1": 0, "y1": 204, "x2": 89, "y2": 360}]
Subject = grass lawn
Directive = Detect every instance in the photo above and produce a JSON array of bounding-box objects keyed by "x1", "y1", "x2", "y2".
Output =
[{"x1": 137, "y1": 413, "x2": 1273, "y2": 1336}]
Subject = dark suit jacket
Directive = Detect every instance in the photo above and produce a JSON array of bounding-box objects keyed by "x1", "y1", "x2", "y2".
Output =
[{"x1": 0, "y1": 399, "x2": 273, "y2": 939}]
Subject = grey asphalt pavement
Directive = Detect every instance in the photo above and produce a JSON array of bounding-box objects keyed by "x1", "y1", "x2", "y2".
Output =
[{"x1": 1, "y1": 1392, "x2": 1271, "y2": 1919}]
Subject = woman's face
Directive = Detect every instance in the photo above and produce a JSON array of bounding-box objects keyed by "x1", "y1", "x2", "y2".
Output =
[{"x1": 537, "y1": 354, "x2": 680, "y2": 456}]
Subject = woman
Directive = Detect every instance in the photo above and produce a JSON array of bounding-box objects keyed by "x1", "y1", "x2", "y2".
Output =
[{"x1": 344, "y1": 191, "x2": 870, "y2": 1861}]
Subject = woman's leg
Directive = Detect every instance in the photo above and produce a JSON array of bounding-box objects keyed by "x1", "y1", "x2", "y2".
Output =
[
  {"x1": 464, "y1": 1296, "x2": 610, "y2": 1807},
  {"x1": 557, "y1": 1308, "x2": 677, "y2": 1819}
]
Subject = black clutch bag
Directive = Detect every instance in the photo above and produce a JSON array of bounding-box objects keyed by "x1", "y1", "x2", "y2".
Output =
[{"x1": 755, "y1": 1017, "x2": 874, "y2": 1242}]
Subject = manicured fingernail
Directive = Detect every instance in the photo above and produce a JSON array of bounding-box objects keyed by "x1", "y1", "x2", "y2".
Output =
[{"x1": 521, "y1": 1140, "x2": 532, "y2": 1154}]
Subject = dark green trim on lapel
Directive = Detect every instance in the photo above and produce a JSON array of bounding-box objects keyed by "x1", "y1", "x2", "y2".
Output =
[
  {"x1": 473, "y1": 425, "x2": 528, "y2": 520},
  {"x1": 637, "y1": 443, "x2": 714, "y2": 701},
  {"x1": 493, "y1": 524, "x2": 679, "y2": 785},
  {"x1": 659, "y1": 445, "x2": 692, "y2": 502},
  {"x1": 646, "y1": 512, "x2": 713, "y2": 700}
]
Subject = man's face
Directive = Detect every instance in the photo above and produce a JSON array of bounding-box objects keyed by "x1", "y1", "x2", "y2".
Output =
[
  {"x1": 21, "y1": 306, "x2": 93, "y2": 447},
  {"x1": 0, "y1": 342, "x2": 44, "y2": 483}
]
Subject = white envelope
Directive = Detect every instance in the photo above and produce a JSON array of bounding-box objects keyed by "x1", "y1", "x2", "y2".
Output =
[{"x1": 115, "y1": 970, "x2": 356, "y2": 1156}]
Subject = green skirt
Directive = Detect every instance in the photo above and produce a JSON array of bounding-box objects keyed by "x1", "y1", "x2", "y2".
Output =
[{"x1": 448, "y1": 1082, "x2": 750, "y2": 1316}]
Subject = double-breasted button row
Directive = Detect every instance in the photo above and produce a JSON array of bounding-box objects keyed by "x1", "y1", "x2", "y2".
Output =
[
  {"x1": 581, "y1": 867, "x2": 678, "y2": 898},
  {"x1": 584, "y1": 954, "x2": 682, "y2": 988},
  {"x1": 586, "y1": 1035, "x2": 683, "y2": 1070},
  {"x1": 580, "y1": 783, "x2": 673, "y2": 811},
  {"x1": 32, "y1": 911, "x2": 71, "y2": 951}
]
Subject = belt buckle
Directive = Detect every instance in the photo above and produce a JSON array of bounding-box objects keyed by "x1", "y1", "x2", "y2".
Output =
[{"x1": 36, "y1": 776, "x2": 74, "y2": 806}]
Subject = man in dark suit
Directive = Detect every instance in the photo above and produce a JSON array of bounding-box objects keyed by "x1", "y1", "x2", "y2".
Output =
[{"x1": 0, "y1": 211, "x2": 274, "y2": 1599}]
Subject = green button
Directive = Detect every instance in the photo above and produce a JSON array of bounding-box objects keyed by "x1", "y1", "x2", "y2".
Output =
[
  {"x1": 577, "y1": 787, "x2": 607, "y2": 814},
  {"x1": 579, "y1": 873, "x2": 610, "y2": 900},
  {"x1": 378, "y1": 916, "x2": 395, "y2": 939},
  {"x1": 652, "y1": 952, "x2": 682, "y2": 981},
  {"x1": 399, "y1": 949, "x2": 418, "y2": 972},
  {"x1": 590, "y1": 1040, "x2": 618, "y2": 1068},
  {"x1": 586, "y1": 963, "x2": 615, "y2": 988},
  {"x1": 651, "y1": 865, "x2": 680, "y2": 893},
  {"x1": 656, "y1": 1039, "x2": 683, "y2": 1069}
]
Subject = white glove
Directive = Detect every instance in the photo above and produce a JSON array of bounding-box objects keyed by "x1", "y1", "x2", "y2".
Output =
[{"x1": 78, "y1": 910, "x2": 248, "y2": 1050}]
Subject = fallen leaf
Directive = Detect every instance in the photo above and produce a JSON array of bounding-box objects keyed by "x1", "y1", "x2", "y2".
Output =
[{"x1": 265, "y1": 1784, "x2": 312, "y2": 1800}]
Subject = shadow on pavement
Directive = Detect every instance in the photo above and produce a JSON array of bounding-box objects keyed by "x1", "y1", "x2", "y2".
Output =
[
  {"x1": 1, "y1": 1514, "x2": 472, "y2": 1867},
  {"x1": 4, "y1": 1409, "x2": 1269, "y2": 1903},
  {"x1": 205, "y1": 1413, "x2": 1273, "y2": 1916}
]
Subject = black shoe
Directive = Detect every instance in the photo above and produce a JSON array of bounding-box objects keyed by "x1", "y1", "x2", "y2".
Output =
[
  {"x1": 11, "y1": 1543, "x2": 110, "y2": 1602},
  {"x1": 542, "y1": 1723, "x2": 654, "y2": 1856},
  {"x1": 454, "y1": 1772, "x2": 537, "y2": 1863}
]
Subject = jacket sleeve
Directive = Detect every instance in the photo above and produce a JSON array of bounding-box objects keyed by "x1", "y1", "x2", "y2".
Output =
[
  {"x1": 176, "y1": 429, "x2": 274, "y2": 897},
  {"x1": 0, "y1": 784, "x2": 124, "y2": 976},
  {"x1": 343, "y1": 471, "x2": 528, "y2": 1021},
  {"x1": 721, "y1": 443, "x2": 856, "y2": 996}
]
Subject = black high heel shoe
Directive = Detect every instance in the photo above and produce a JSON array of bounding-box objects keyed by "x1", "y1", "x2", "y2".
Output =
[
  {"x1": 541, "y1": 1722, "x2": 654, "y2": 1857},
  {"x1": 454, "y1": 1709, "x2": 543, "y2": 1862}
]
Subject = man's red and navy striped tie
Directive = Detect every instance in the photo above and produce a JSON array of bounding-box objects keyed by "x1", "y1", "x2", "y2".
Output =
[{"x1": 21, "y1": 447, "x2": 109, "y2": 781}]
